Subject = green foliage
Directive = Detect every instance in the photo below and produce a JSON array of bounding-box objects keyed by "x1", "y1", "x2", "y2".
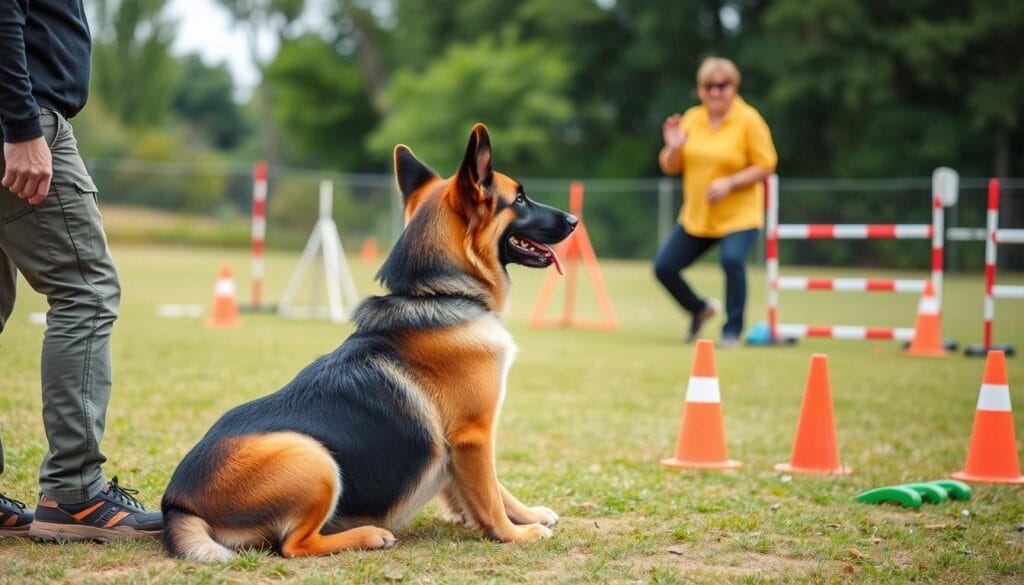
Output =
[
  {"x1": 369, "y1": 32, "x2": 573, "y2": 175},
  {"x1": 264, "y1": 35, "x2": 380, "y2": 171},
  {"x1": 67, "y1": 98, "x2": 134, "y2": 159},
  {"x1": 90, "y1": 0, "x2": 180, "y2": 127},
  {"x1": 173, "y1": 56, "x2": 251, "y2": 149},
  {"x1": 73, "y1": 0, "x2": 1024, "y2": 263},
  {"x1": 744, "y1": 0, "x2": 1024, "y2": 177}
]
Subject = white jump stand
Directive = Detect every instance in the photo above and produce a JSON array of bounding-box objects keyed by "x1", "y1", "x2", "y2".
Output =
[{"x1": 277, "y1": 180, "x2": 360, "y2": 323}]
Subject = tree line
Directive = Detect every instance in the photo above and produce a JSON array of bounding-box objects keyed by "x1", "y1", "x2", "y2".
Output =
[{"x1": 82, "y1": 0, "x2": 1023, "y2": 179}]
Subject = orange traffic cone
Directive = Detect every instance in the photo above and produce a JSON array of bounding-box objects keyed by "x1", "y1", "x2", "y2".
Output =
[
  {"x1": 951, "y1": 350, "x2": 1024, "y2": 484},
  {"x1": 360, "y1": 237, "x2": 379, "y2": 264},
  {"x1": 207, "y1": 263, "x2": 241, "y2": 328},
  {"x1": 661, "y1": 339, "x2": 742, "y2": 470},
  {"x1": 775, "y1": 354, "x2": 851, "y2": 475},
  {"x1": 905, "y1": 280, "x2": 946, "y2": 357}
]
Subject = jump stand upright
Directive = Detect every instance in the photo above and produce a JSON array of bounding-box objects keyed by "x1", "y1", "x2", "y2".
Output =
[
  {"x1": 243, "y1": 160, "x2": 272, "y2": 312},
  {"x1": 965, "y1": 179, "x2": 1021, "y2": 357}
]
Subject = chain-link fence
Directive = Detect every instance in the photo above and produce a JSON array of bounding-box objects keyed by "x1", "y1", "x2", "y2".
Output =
[{"x1": 86, "y1": 158, "x2": 1024, "y2": 272}]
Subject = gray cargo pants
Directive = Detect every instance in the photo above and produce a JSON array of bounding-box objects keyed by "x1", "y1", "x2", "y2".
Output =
[{"x1": 0, "y1": 107, "x2": 119, "y2": 503}]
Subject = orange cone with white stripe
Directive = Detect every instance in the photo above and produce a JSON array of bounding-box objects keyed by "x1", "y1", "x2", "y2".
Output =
[
  {"x1": 661, "y1": 339, "x2": 742, "y2": 470},
  {"x1": 951, "y1": 351, "x2": 1024, "y2": 484},
  {"x1": 207, "y1": 263, "x2": 241, "y2": 328},
  {"x1": 905, "y1": 280, "x2": 946, "y2": 357},
  {"x1": 775, "y1": 354, "x2": 851, "y2": 475}
]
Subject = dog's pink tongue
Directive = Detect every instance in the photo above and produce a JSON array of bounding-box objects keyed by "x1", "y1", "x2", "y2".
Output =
[{"x1": 549, "y1": 246, "x2": 564, "y2": 276}]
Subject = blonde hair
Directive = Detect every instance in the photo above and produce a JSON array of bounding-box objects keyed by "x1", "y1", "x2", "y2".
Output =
[{"x1": 696, "y1": 57, "x2": 741, "y2": 88}]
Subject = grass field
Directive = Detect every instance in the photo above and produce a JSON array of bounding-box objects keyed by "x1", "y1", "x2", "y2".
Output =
[{"x1": 1, "y1": 242, "x2": 1023, "y2": 584}]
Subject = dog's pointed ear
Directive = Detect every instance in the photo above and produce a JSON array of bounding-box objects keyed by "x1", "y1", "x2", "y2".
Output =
[
  {"x1": 394, "y1": 145, "x2": 438, "y2": 205},
  {"x1": 456, "y1": 124, "x2": 493, "y2": 198}
]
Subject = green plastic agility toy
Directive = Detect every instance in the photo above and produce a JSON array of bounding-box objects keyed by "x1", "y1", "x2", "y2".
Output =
[
  {"x1": 928, "y1": 480, "x2": 972, "y2": 501},
  {"x1": 855, "y1": 480, "x2": 971, "y2": 509},
  {"x1": 903, "y1": 483, "x2": 948, "y2": 504}
]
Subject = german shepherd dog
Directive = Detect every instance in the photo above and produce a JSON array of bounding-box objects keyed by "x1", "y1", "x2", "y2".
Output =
[{"x1": 161, "y1": 124, "x2": 578, "y2": 562}]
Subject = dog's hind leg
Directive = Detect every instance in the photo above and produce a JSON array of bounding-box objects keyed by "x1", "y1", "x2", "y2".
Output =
[
  {"x1": 279, "y1": 486, "x2": 395, "y2": 557},
  {"x1": 234, "y1": 433, "x2": 395, "y2": 557}
]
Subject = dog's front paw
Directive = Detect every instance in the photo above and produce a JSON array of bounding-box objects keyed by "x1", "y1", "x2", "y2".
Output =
[
  {"x1": 527, "y1": 506, "x2": 559, "y2": 527},
  {"x1": 509, "y1": 505, "x2": 559, "y2": 527},
  {"x1": 507, "y1": 523, "x2": 553, "y2": 542}
]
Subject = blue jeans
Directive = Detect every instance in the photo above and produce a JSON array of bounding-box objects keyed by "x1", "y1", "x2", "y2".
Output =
[{"x1": 653, "y1": 224, "x2": 758, "y2": 338}]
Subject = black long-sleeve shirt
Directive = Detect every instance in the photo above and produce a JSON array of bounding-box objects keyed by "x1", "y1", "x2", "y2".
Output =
[{"x1": 0, "y1": 0, "x2": 91, "y2": 142}]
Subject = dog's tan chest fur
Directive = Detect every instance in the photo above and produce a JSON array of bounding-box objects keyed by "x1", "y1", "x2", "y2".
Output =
[{"x1": 401, "y1": 314, "x2": 516, "y2": 429}]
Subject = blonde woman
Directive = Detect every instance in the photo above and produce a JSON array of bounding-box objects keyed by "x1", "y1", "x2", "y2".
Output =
[{"x1": 655, "y1": 57, "x2": 778, "y2": 347}]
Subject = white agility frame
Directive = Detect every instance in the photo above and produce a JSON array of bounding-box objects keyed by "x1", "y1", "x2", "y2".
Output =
[{"x1": 277, "y1": 180, "x2": 360, "y2": 323}]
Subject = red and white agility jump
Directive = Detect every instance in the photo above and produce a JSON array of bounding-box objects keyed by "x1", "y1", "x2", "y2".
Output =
[{"x1": 763, "y1": 171, "x2": 948, "y2": 343}]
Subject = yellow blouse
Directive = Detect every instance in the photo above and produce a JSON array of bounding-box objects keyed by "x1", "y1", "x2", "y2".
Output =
[{"x1": 676, "y1": 96, "x2": 778, "y2": 237}]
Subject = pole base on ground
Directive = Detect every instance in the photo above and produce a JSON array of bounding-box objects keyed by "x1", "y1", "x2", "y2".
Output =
[
  {"x1": 240, "y1": 303, "x2": 280, "y2": 314},
  {"x1": 950, "y1": 470, "x2": 1024, "y2": 484},
  {"x1": 964, "y1": 344, "x2": 1016, "y2": 357},
  {"x1": 774, "y1": 462, "x2": 852, "y2": 475},
  {"x1": 744, "y1": 322, "x2": 798, "y2": 346},
  {"x1": 661, "y1": 457, "x2": 743, "y2": 470},
  {"x1": 901, "y1": 339, "x2": 959, "y2": 352}
]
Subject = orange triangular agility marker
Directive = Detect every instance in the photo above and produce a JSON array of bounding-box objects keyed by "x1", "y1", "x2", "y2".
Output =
[
  {"x1": 905, "y1": 280, "x2": 946, "y2": 357},
  {"x1": 207, "y1": 263, "x2": 241, "y2": 328},
  {"x1": 529, "y1": 181, "x2": 617, "y2": 331},
  {"x1": 661, "y1": 340, "x2": 742, "y2": 470},
  {"x1": 360, "y1": 237, "x2": 379, "y2": 264},
  {"x1": 951, "y1": 351, "x2": 1024, "y2": 484},
  {"x1": 775, "y1": 354, "x2": 851, "y2": 475}
]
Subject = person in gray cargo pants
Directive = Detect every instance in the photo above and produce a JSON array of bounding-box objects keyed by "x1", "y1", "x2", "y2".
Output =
[{"x1": 0, "y1": 0, "x2": 160, "y2": 542}]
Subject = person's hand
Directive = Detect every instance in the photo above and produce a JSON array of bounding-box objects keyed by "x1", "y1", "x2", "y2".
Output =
[
  {"x1": 706, "y1": 176, "x2": 734, "y2": 202},
  {"x1": 3, "y1": 137, "x2": 53, "y2": 205},
  {"x1": 662, "y1": 114, "x2": 688, "y2": 150}
]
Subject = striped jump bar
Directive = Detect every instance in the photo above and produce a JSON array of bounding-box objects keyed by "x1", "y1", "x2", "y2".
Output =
[
  {"x1": 776, "y1": 224, "x2": 932, "y2": 239},
  {"x1": 993, "y1": 285, "x2": 1024, "y2": 300},
  {"x1": 996, "y1": 229, "x2": 1024, "y2": 244},
  {"x1": 777, "y1": 277, "x2": 926, "y2": 293},
  {"x1": 777, "y1": 324, "x2": 916, "y2": 341}
]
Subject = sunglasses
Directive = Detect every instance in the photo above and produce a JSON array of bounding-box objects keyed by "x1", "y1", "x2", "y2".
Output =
[{"x1": 702, "y1": 81, "x2": 732, "y2": 92}]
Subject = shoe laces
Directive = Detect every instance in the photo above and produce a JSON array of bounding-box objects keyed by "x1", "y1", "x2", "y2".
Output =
[
  {"x1": 104, "y1": 477, "x2": 146, "y2": 511},
  {"x1": 0, "y1": 493, "x2": 27, "y2": 511}
]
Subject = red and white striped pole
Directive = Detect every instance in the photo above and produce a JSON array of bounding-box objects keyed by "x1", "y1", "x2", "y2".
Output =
[
  {"x1": 982, "y1": 179, "x2": 999, "y2": 349},
  {"x1": 250, "y1": 161, "x2": 268, "y2": 309},
  {"x1": 765, "y1": 174, "x2": 780, "y2": 342},
  {"x1": 931, "y1": 176, "x2": 945, "y2": 306}
]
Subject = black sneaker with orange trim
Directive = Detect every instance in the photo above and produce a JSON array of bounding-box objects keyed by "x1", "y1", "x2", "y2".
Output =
[
  {"x1": 0, "y1": 493, "x2": 34, "y2": 537},
  {"x1": 29, "y1": 477, "x2": 161, "y2": 542}
]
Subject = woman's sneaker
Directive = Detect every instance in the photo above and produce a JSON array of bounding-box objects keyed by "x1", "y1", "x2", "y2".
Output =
[
  {"x1": 0, "y1": 493, "x2": 34, "y2": 537},
  {"x1": 29, "y1": 477, "x2": 161, "y2": 543},
  {"x1": 686, "y1": 298, "x2": 721, "y2": 343}
]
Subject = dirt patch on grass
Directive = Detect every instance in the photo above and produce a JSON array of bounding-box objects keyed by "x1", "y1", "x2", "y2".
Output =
[
  {"x1": 525, "y1": 516, "x2": 831, "y2": 582},
  {"x1": 651, "y1": 548, "x2": 823, "y2": 579}
]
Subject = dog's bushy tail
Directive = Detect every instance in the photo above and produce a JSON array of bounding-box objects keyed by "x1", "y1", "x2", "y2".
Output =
[{"x1": 162, "y1": 505, "x2": 235, "y2": 563}]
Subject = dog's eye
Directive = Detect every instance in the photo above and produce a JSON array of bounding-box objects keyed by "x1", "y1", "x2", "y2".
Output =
[{"x1": 514, "y1": 194, "x2": 526, "y2": 205}]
